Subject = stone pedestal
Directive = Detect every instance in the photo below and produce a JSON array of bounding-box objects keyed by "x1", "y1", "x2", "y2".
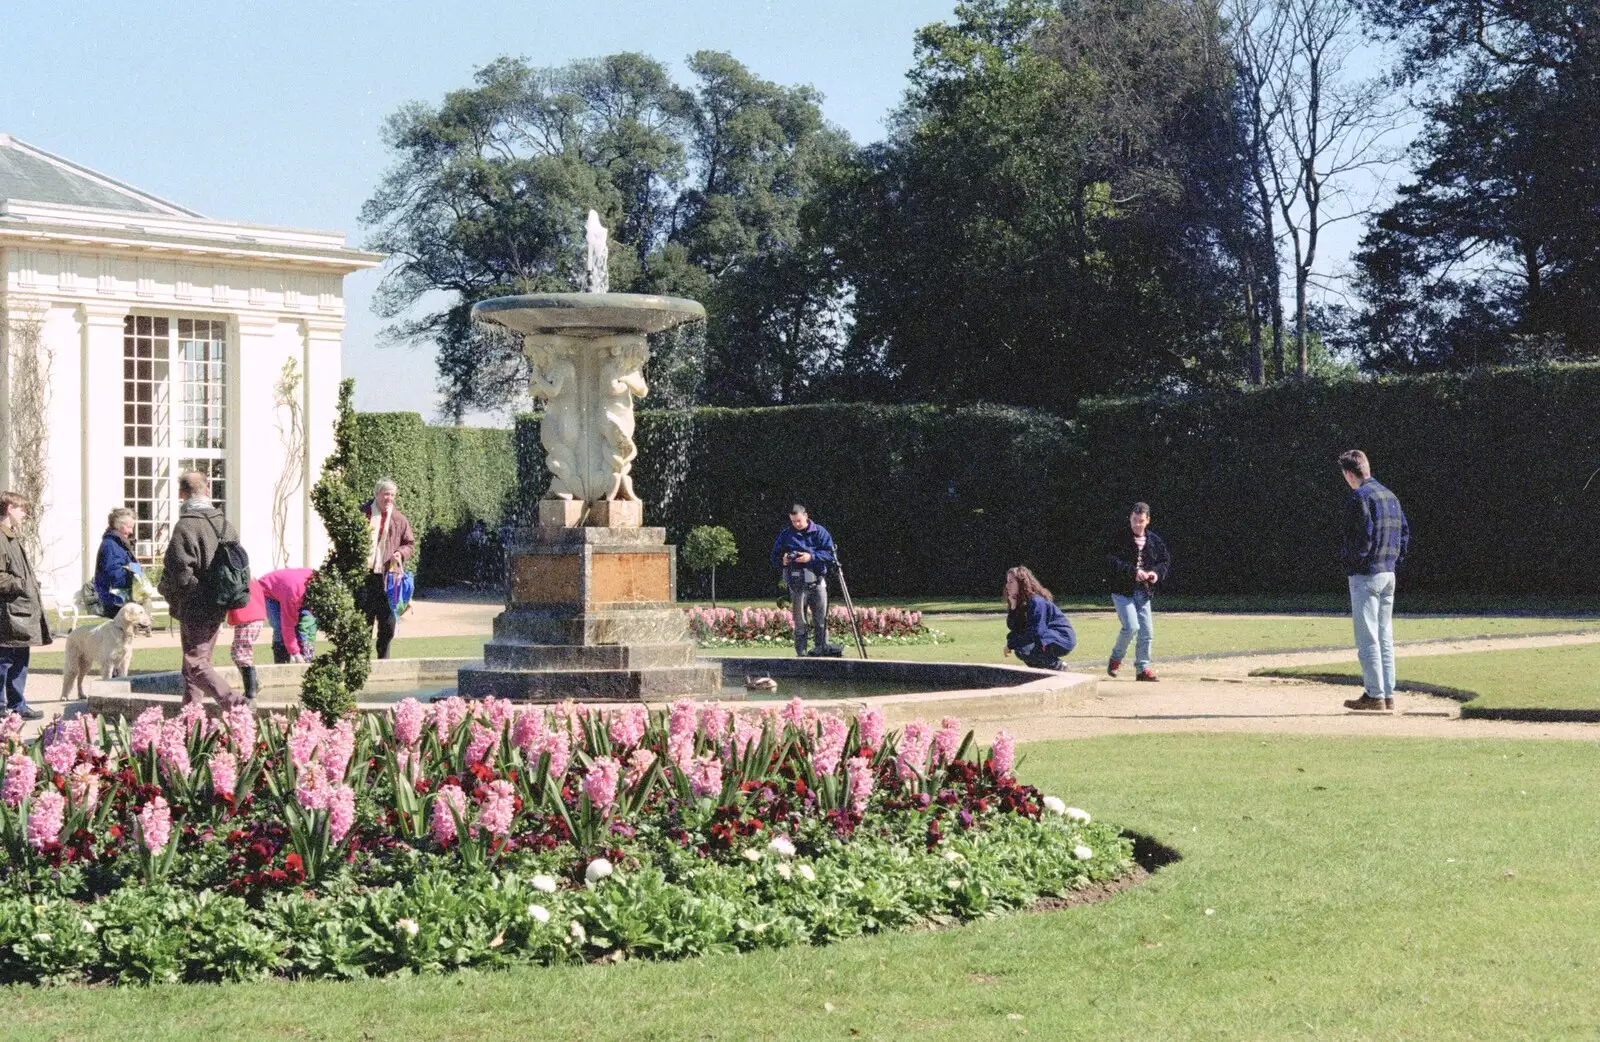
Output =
[{"x1": 458, "y1": 526, "x2": 725, "y2": 703}]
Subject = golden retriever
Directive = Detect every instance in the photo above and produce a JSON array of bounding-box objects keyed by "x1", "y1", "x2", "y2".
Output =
[{"x1": 60, "y1": 602, "x2": 153, "y2": 700}]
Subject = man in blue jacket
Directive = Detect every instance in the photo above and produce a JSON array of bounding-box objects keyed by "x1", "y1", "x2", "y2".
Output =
[
  {"x1": 770, "y1": 504, "x2": 841, "y2": 657},
  {"x1": 1338, "y1": 450, "x2": 1409, "y2": 712},
  {"x1": 93, "y1": 507, "x2": 143, "y2": 618}
]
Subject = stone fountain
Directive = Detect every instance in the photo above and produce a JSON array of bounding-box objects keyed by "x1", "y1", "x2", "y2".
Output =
[{"x1": 457, "y1": 212, "x2": 724, "y2": 702}]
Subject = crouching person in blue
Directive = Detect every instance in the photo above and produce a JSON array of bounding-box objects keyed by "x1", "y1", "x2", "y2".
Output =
[
  {"x1": 1003, "y1": 566, "x2": 1076, "y2": 670},
  {"x1": 770, "y1": 504, "x2": 842, "y2": 657}
]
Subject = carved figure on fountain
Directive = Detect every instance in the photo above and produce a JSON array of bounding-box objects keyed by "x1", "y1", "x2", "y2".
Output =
[
  {"x1": 602, "y1": 339, "x2": 650, "y2": 501},
  {"x1": 527, "y1": 340, "x2": 581, "y2": 501}
]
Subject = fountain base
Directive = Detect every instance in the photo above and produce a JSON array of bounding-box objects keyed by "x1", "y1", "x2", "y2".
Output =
[{"x1": 457, "y1": 525, "x2": 725, "y2": 703}]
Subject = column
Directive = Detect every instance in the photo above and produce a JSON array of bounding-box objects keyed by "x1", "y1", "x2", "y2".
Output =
[
  {"x1": 234, "y1": 314, "x2": 288, "y2": 570},
  {"x1": 79, "y1": 303, "x2": 127, "y2": 583},
  {"x1": 301, "y1": 319, "x2": 344, "y2": 568}
]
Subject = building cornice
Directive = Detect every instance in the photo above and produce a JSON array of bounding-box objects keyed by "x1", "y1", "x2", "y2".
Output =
[{"x1": 0, "y1": 199, "x2": 384, "y2": 273}]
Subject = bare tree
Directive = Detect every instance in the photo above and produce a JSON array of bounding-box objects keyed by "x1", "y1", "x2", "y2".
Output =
[
  {"x1": 1230, "y1": 0, "x2": 1290, "y2": 381},
  {"x1": 271, "y1": 357, "x2": 306, "y2": 569},
  {"x1": 1234, "y1": 0, "x2": 1403, "y2": 376}
]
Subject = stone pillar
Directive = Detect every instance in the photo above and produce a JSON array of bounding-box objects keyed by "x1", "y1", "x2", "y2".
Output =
[
  {"x1": 301, "y1": 319, "x2": 343, "y2": 568},
  {"x1": 79, "y1": 303, "x2": 127, "y2": 582},
  {"x1": 234, "y1": 314, "x2": 286, "y2": 569}
]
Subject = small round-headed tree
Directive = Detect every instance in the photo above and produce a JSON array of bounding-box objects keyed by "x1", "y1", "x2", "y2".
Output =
[
  {"x1": 301, "y1": 378, "x2": 373, "y2": 721},
  {"x1": 681, "y1": 525, "x2": 738, "y2": 608}
]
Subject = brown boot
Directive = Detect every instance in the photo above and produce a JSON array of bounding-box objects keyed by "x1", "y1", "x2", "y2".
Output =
[
  {"x1": 1343, "y1": 695, "x2": 1389, "y2": 712},
  {"x1": 1384, "y1": 697, "x2": 1394, "y2": 711}
]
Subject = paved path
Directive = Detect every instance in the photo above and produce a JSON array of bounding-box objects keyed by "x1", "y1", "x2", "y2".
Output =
[{"x1": 992, "y1": 632, "x2": 1600, "y2": 745}]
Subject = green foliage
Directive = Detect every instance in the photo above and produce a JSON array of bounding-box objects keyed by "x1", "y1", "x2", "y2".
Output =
[
  {"x1": 681, "y1": 526, "x2": 738, "y2": 574},
  {"x1": 513, "y1": 363, "x2": 1600, "y2": 597},
  {"x1": 303, "y1": 380, "x2": 373, "y2": 720}
]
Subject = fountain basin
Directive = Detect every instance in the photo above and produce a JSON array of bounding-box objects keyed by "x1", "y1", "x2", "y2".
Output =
[{"x1": 472, "y1": 293, "x2": 705, "y2": 336}]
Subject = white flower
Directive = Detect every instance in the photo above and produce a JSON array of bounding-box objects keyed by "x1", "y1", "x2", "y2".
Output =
[
  {"x1": 775, "y1": 863, "x2": 793, "y2": 881},
  {"x1": 585, "y1": 858, "x2": 613, "y2": 883},
  {"x1": 397, "y1": 918, "x2": 419, "y2": 938},
  {"x1": 527, "y1": 904, "x2": 551, "y2": 924},
  {"x1": 569, "y1": 920, "x2": 586, "y2": 942},
  {"x1": 81, "y1": 921, "x2": 96, "y2": 933},
  {"x1": 943, "y1": 849, "x2": 964, "y2": 862},
  {"x1": 1066, "y1": 807, "x2": 1091, "y2": 823},
  {"x1": 1205, "y1": 908, "x2": 1216, "y2": 916},
  {"x1": 1042, "y1": 796, "x2": 1067, "y2": 815},
  {"x1": 768, "y1": 835, "x2": 797, "y2": 857},
  {"x1": 797, "y1": 864, "x2": 816, "y2": 882},
  {"x1": 742, "y1": 847, "x2": 763, "y2": 862},
  {"x1": 1073, "y1": 845, "x2": 1094, "y2": 861},
  {"x1": 946, "y1": 877, "x2": 963, "y2": 890},
  {"x1": 531, "y1": 874, "x2": 558, "y2": 894},
  {"x1": 31, "y1": 933, "x2": 51, "y2": 944}
]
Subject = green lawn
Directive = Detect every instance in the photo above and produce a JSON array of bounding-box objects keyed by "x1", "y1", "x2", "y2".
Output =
[
  {"x1": 1256, "y1": 640, "x2": 1600, "y2": 717},
  {"x1": 697, "y1": 592, "x2": 1600, "y2": 615},
  {"x1": 7, "y1": 733, "x2": 1599, "y2": 1040},
  {"x1": 27, "y1": 615, "x2": 1597, "y2": 677}
]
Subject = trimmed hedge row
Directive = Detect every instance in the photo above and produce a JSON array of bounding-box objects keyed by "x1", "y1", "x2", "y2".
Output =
[
  {"x1": 363, "y1": 363, "x2": 1600, "y2": 597},
  {"x1": 348, "y1": 414, "x2": 518, "y2": 587}
]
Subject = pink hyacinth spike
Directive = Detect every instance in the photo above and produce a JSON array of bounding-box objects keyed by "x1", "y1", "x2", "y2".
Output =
[
  {"x1": 581, "y1": 757, "x2": 621, "y2": 813},
  {"x1": 431, "y1": 784, "x2": 467, "y2": 846},
  {"x1": 1, "y1": 753, "x2": 38, "y2": 810},
  {"x1": 393, "y1": 697, "x2": 425, "y2": 747},
  {"x1": 328, "y1": 785, "x2": 357, "y2": 844},
  {"x1": 209, "y1": 748, "x2": 239, "y2": 798},
  {"x1": 26, "y1": 789, "x2": 64, "y2": 851},
  {"x1": 990, "y1": 729, "x2": 1016, "y2": 778},
  {"x1": 137, "y1": 796, "x2": 172, "y2": 855}
]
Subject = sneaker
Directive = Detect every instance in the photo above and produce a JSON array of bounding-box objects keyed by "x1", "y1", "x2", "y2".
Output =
[
  {"x1": 1343, "y1": 695, "x2": 1389, "y2": 712},
  {"x1": 1136, "y1": 669, "x2": 1159, "y2": 683},
  {"x1": 1107, "y1": 658, "x2": 1121, "y2": 678}
]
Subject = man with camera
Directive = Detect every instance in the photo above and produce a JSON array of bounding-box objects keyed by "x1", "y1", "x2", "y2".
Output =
[{"x1": 770, "y1": 504, "x2": 842, "y2": 657}]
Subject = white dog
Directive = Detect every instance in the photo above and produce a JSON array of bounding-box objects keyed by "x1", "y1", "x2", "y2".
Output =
[{"x1": 60, "y1": 602, "x2": 153, "y2": 700}]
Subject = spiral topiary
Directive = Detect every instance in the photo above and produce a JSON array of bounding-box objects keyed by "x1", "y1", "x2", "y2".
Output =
[{"x1": 301, "y1": 379, "x2": 373, "y2": 722}]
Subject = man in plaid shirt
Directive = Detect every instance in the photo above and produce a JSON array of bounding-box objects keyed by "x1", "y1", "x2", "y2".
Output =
[{"x1": 1338, "y1": 449, "x2": 1410, "y2": 711}]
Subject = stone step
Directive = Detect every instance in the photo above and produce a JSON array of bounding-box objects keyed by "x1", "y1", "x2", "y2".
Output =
[
  {"x1": 481, "y1": 641, "x2": 697, "y2": 671},
  {"x1": 457, "y1": 663, "x2": 726, "y2": 703},
  {"x1": 492, "y1": 606, "x2": 690, "y2": 646}
]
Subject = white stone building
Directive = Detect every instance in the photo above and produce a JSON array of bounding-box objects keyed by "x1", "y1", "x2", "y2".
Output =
[{"x1": 0, "y1": 134, "x2": 382, "y2": 595}]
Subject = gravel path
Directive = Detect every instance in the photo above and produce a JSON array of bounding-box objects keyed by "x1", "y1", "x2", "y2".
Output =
[{"x1": 990, "y1": 632, "x2": 1600, "y2": 745}]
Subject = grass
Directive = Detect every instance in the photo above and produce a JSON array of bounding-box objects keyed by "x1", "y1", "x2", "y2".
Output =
[
  {"x1": 1256, "y1": 640, "x2": 1600, "y2": 717},
  {"x1": 25, "y1": 615, "x2": 1597, "y2": 678},
  {"x1": 6, "y1": 732, "x2": 1599, "y2": 1040},
  {"x1": 692, "y1": 592, "x2": 1600, "y2": 615}
]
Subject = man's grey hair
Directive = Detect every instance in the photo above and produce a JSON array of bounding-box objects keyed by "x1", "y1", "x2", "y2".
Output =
[
  {"x1": 107, "y1": 507, "x2": 135, "y2": 529},
  {"x1": 373, "y1": 478, "x2": 398, "y2": 499}
]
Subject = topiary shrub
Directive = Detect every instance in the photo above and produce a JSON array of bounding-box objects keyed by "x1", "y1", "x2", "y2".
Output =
[
  {"x1": 681, "y1": 525, "x2": 738, "y2": 607},
  {"x1": 302, "y1": 379, "x2": 373, "y2": 721}
]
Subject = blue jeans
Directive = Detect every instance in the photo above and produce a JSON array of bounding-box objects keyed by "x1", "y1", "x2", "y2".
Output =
[
  {"x1": 0, "y1": 647, "x2": 31, "y2": 711},
  {"x1": 1349, "y1": 572, "x2": 1397, "y2": 698},
  {"x1": 1111, "y1": 592, "x2": 1154, "y2": 670}
]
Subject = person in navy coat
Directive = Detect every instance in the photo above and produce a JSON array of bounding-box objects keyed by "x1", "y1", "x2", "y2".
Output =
[{"x1": 1003, "y1": 565, "x2": 1077, "y2": 671}]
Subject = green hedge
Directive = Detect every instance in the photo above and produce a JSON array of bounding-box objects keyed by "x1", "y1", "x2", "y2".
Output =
[
  {"x1": 348, "y1": 414, "x2": 518, "y2": 587},
  {"x1": 372, "y1": 363, "x2": 1600, "y2": 598}
]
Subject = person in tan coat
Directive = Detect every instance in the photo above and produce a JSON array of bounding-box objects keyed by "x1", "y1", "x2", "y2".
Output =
[{"x1": 360, "y1": 478, "x2": 415, "y2": 659}]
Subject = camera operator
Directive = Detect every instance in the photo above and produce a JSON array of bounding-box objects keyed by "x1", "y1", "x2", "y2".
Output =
[{"x1": 770, "y1": 504, "x2": 842, "y2": 657}]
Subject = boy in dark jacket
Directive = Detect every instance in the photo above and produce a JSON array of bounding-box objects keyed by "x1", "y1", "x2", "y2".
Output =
[
  {"x1": 1003, "y1": 566, "x2": 1076, "y2": 670},
  {"x1": 1105, "y1": 502, "x2": 1170, "y2": 681},
  {"x1": 0, "y1": 492, "x2": 49, "y2": 720},
  {"x1": 770, "y1": 504, "x2": 841, "y2": 657}
]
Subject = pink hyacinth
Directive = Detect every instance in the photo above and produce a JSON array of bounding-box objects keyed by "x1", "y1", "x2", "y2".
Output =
[
  {"x1": 1, "y1": 753, "x2": 37, "y2": 809},
  {"x1": 688, "y1": 754, "x2": 723, "y2": 799},
  {"x1": 990, "y1": 729, "x2": 1016, "y2": 778},
  {"x1": 780, "y1": 697, "x2": 807, "y2": 731},
  {"x1": 177, "y1": 698, "x2": 210, "y2": 737},
  {"x1": 221, "y1": 703, "x2": 256, "y2": 754},
  {"x1": 607, "y1": 704, "x2": 648, "y2": 750},
  {"x1": 328, "y1": 785, "x2": 356, "y2": 844},
  {"x1": 581, "y1": 757, "x2": 621, "y2": 813},
  {"x1": 0, "y1": 711, "x2": 21, "y2": 747},
  {"x1": 430, "y1": 784, "x2": 467, "y2": 846},
  {"x1": 932, "y1": 716, "x2": 963, "y2": 767},
  {"x1": 322, "y1": 719, "x2": 356, "y2": 780},
  {"x1": 465, "y1": 721, "x2": 498, "y2": 766},
  {"x1": 295, "y1": 762, "x2": 331, "y2": 812},
  {"x1": 667, "y1": 733, "x2": 695, "y2": 772},
  {"x1": 731, "y1": 716, "x2": 763, "y2": 762},
  {"x1": 668, "y1": 698, "x2": 698, "y2": 744},
  {"x1": 393, "y1": 698, "x2": 425, "y2": 747},
  {"x1": 287, "y1": 712, "x2": 325, "y2": 769},
  {"x1": 846, "y1": 756, "x2": 874, "y2": 813},
  {"x1": 811, "y1": 713, "x2": 849, "y2": 777},
  {"x1": 431, "y1": 696, "x2": 469, "y2": 743},
  {"x1": 26, "y1": 789, "x2": 64, "y2": 851},
  {"x1": 699, "y1": 703, "x2": 730, "y2": 742},
  {"x1": 857, "y1": 708, "x2": 886, "y2": 750},
  {"x1": 536, "y1": 730, "x2": 570, "y2": 780},
  {"x1": 476, "y1": 779, "x2": 515, "y2": 837},
  {"x1": 897, "y1": 722, "x2": 932, "y2": 782},
  {"x1": 42, "y1": 738, "x2": 75, "y2": 776},
  {"x1": 209, "y1": 749, "x2": 238, "y2": 798},
  {"x1": 68, "y1": 763, "x2": 99, "y2": 812},
  {"x1": 511, "y1": 709, "x2": 545, "y2": 757},
  {"x1": 482, "y1": 697, "x2": 515, "y2": 734},
  {"x1": 157, "y1": 719, "x2": 191, "y2": 779},
  {"x1": 137, "y1": 796, "x2": 172, "y2": 854},
  {"x1": 129, "y1": 706, "x2": 163, "y2": 755},
  {"x1": 624, "y1": 748, "x2": 656, "y2": 790}
]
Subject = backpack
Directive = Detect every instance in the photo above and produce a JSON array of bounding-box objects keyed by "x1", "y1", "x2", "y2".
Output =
[{"x1": 204, "y1": 515, "x2": 252, "y2": 610}]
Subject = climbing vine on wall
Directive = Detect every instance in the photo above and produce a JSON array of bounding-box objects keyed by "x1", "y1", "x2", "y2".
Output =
[
  {"x1": 5, "y1": 302, "x2": 51, "y2": 559},
  {"x1": 271, "y1": 357, "x2": 306, "y2": 570}
]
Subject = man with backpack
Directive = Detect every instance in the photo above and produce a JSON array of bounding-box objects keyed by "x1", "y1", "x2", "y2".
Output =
[{"x1": 159, "y1": 471, "x2": 248, "y2": 708}]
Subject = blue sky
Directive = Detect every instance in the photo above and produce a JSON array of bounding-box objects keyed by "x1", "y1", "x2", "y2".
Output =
[{"x1": 1, "y1": 0, "x2": 958, "y2": 418}]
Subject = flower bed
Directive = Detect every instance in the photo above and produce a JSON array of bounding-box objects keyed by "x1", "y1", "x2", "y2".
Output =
[
  {"x1": 687, "y1": 605, "x2": 946, "y2": 647},
  {"x1": 0, "y1": 699, "x2": 1131, "y2": 984}
]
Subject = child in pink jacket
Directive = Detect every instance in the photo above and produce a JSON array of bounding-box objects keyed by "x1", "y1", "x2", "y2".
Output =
[{"x1": 258, "y1": 568, "x2": 318, "y2": 665}]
